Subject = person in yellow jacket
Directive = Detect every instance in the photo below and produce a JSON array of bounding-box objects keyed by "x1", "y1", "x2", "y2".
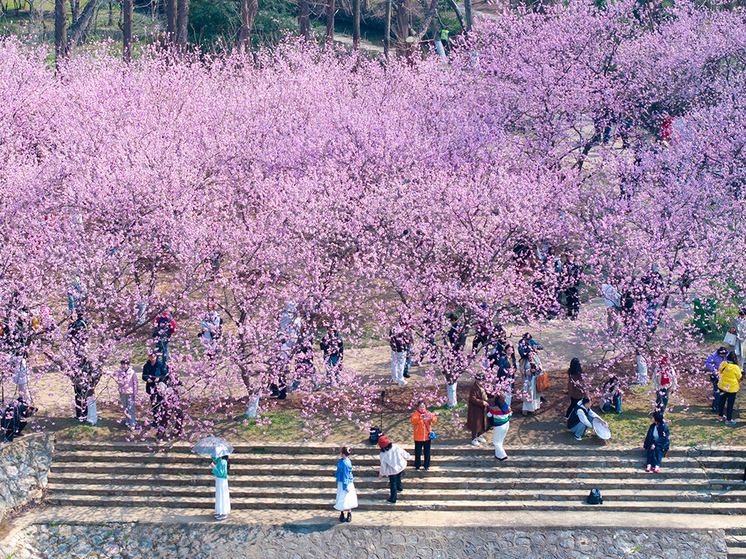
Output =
[{"x1": 718, "y1": 351, "x2": 742, "y2": 425}]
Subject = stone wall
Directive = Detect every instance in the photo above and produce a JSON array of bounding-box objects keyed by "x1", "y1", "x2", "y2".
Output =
[
  {"x1": 0, "y1": 433, "x2": 54, "y2": 525},
  {"x1": 0, "y1": 524, "x2": 728, "y2": 559}
]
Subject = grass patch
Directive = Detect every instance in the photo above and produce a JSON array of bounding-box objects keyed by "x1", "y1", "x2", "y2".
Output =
[
  {"x1": 65, "y1": 424, "x2": 96, "y2": 439},
  {"x1": 238, "y1": 410, "x2": 300, "y2": 442}
]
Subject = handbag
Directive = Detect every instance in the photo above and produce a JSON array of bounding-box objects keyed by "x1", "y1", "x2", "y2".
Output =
[
  {"x1": 724, "y1": 332, "x2": 737, "y2": 346},
  {"x1": 425, "y1": 418, "x2": 437, "y2": 440},
  {"x1": 536, "y1": 371, "x2": 549, "y2": 393},
  {"x1": 586, "y1": 488, "x2": 603, "y2": 505}
]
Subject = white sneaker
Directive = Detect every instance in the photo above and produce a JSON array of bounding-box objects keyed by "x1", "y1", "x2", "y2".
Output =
[
  {"x1": 471, "y1": 438, "x2": 481, "y2": 446},
  {"x1": 398, "y1": 380, "x2": 408, "y2": 386},
  {"x1": 477, "y1": 436, "x2": 487, "y2": 443}
]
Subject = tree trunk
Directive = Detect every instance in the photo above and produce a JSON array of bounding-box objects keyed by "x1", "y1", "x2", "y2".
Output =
[
  {"x1": 384, "y1": 0, "x2": 391, "y2": 58},
  {"x1": 298, "y1": 0, "x2": 310, "y2": 40},
  {"x1": 122, "y1": 0, "x2": 132, "y2": 62},
  {"x1": 166, "y1": 0, "x2": 176, "y2": 39},
  {"x1": 55, "y1": 0, "x2": 67, "y2": 66},
  {"x1": 107, "y1": 0, "x2": 112, "y2": 26},
  {"x1": 352, "y1": 0, "x2": 360, "y2": 49},
  {"x1": 176, "y1": 0, "x2": 189, "y2": 47},
  {"x1": 325, "y1": 0, "x2": 334, "y2": 42},
  {"x1": 444, "y1": 0, "x2": 464, "y2": 32},
  {"x1": 69, "y1": 0, "x2": 79, "y2": 21},
  {"x1": 67, "y1": 0, "x2": 104, "y2": 51},
  {"x1": 395, "y1": 0, "x2": 409, "y2": 56},
  {"x1": 237, "y1": 0, "x2": 257, "y2": 52},
  {"x1": 464, "y1": 0, "x2": 472, "y2": 32}
]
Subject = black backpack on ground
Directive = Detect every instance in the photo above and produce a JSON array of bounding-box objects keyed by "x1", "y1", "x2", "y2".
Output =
[{"x1": 586, "y1": 488, "x2": 603, "y2": 505}]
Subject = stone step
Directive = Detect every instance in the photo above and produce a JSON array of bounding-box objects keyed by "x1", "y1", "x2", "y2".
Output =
[
  {"x1": 46, "y1": 472, "x2": 713, "y2": 491},
  {"x1": 54, "y1": 440, "x2": 732, "y2": 458},
  {"x1": 46, "y1": 461, "x2": 711, "y2": 479},
  {"x1": 46, "y1": 483, "x2": 719, "y2": 502},
  {"x1": 727, "y1": 536, "x2": 746, "y2": 548},
  {"x1": 45, "y1": 493, "x2": 746, "y2": 514},
  {"x1": 50, "y1": 449, "x2": 740, "y2": 468}
]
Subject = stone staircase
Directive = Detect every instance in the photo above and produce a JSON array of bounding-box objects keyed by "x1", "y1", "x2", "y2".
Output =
[
  {"x1": 727, "y1": 529, "x2": 746, "y2": 559},
  {"x1": 46, "y1": 442, "x2": 746, "y2": 515}
]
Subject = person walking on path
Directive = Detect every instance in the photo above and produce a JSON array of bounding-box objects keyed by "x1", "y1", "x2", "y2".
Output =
[
  {"x1": 467, "y1": 373, "x2": 490, "y2": 445},
  {"x1": 115, "y1": 358, "x2": 138, "y2": 429},
  {"x1": 334, "y1": 446, "x2": 358, "y2": 522},
  {"x1": 643, "y1": 412, "x2": 669, "y2": 473},
  {"x1": 142, "y1": 352, "x2": 167, "y2": 427},
  {"x1": 705, "y1": 347, "x2": 728, "y2": 413},
  {"x1": 567, "y1": 397, "x2": 599, "y2": 441},
  {"x1": 11, "y1": 352, "x2": 32, "y2": 404},
  {"x1": 320, "y1": 327, "x2": 344, "y2": 386},
  {"x1": 487, "y1": 393, "x2": 512, "y2": 461},
  {"x1": 199, "y1": 303, "x2": 221, "y2": 356},
  {"x1": 565, "y1": 357, "x2": 586, "y2": 419},
  {"x1": 389, "y1": 320, "x2": 409, "y2": 386},
  {"x1": 411, "y1": 401, "x2": 439, "y2": 470},
  {"x1": 522, "y1": 357, "x2": 543, "y2": 416},
  {"x1": 211, "y1": 454, "x2": 231, "y2": 520},
  {"x1": 718, "y1": 351, "x2": 742, "y2": 425},
  {"x1": 152, "y1": 311, "x2": 176, "y2": 365},
  {"x1": 652, "y1": 356, "x2": 677, "y2": 415},
  {"x1": 377, "y1": 435, "x2": 411, "y2": 504},
  {"x1": 517, "y1": 333, "x2": 542, "y2": 388},
  {"x1": 736, "y1": 308, "x2": 746, "y2": 371}
]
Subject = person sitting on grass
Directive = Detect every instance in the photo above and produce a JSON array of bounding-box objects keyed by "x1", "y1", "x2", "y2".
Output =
[
  {"x1": 643, "y1": 412, "x2": 669, "y2": 473},
  {"x1": 600, "y1": 375, "x2": 622, "y2": 414}
]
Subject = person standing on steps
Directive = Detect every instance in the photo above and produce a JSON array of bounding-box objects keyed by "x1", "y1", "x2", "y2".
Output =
[
  {"x1": 211, "y1": 454, "x2": 231, "y2": 520},
  {"x1": 487, "y1": 393, "x2": 512, "y2": 461},
  {"x1": 377, "y1": 435, "x2": 411, "y2": 504},
  {"x1": 565, "y1": 358, "x2": 586, "y2": 419},
  {"x1": 643, "y1": 412, "x2": 669, "y2": 473},
  {"x1": 334, "y1": 446, "x2": 358, "y2": 522},
  {"x1": 411, "y1": 400, "x2": 439, "y2": 471},
  {"x1": 718, "y1": 351, "x2": 742, "y2": 425},
  {"x1": 467, "y1": 373, "x2": 490, "y2": 446},
  {"x1": 567, "y1": 397, "x2": 599, "y2": 441}
]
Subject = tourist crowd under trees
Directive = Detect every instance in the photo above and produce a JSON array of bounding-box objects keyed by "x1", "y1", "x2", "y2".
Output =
[{"x1": 0, "y1": 0, "x2": 745, "y2": 442}]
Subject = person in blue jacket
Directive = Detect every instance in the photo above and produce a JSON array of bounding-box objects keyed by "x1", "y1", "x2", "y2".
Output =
[{"x1": 334, "y1": 446, "x2": 358, "y2": 522}]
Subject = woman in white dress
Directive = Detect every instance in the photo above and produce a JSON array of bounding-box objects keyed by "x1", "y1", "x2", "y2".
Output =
[
  {"x1": 211, "y1": 455, "x2": 231, "y2": 520},
  {"x1": 522, "y1": 357, "x2": 542, "y2": 416},
  {"x1": 334, "y1": 446, "x2": 358, "y2": 522}
]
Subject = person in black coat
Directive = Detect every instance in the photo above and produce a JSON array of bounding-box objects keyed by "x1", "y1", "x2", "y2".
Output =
[
  {"x1": 142, "y1": 353, "x2": 167, "y2": 427},
  {"x1": 1, "y1": 397, "x2": 35, "y2": 442},
  {"x1": 643, "y1": 412, "x2": 669, "y2": 473}
]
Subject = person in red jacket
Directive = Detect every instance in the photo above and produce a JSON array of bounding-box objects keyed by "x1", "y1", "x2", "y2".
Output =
[{"x1": 411, "y1": 400, "x2": 439, "y2": 471}]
